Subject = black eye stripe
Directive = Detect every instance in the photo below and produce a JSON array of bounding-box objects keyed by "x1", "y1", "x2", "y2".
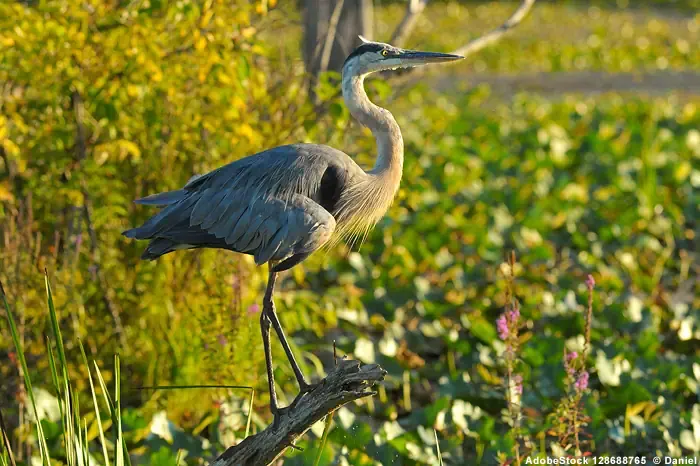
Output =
[{"x1": 344, "y1": 43, "x2": 393, "y2": 65}]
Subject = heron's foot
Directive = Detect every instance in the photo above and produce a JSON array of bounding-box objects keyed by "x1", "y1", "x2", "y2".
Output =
[{"x1": 270, "y1": 405, "x2": 290, "y2": 428}]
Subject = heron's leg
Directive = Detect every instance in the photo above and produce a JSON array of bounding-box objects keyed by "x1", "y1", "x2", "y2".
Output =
[
  {"x1": 265, "y1": 266, "x2": 315, "y2": 393},
  {"x1": 260, "y1": 303, "x2": 279, "y2": 415}
]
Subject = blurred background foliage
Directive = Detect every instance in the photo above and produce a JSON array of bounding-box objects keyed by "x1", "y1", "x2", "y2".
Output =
[{"x1": 1, "y1": 0, "x2": 698, "y2": 464}]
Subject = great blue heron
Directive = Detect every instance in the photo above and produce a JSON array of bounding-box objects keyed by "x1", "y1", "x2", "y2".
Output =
[{"x1": 124, "y1": 37, "x2": 462, "y2": 417}]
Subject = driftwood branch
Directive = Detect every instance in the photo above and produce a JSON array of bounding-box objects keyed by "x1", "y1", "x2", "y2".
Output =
[{"x1": 210, "y1": 359, "x2": 386, "y2": 466}]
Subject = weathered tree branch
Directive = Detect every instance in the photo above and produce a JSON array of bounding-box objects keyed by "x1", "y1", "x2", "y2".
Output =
[
  {"x1": 389, "y1": 0, "x2": 536, "y2": 84},
  {"x1": 318, "y1": 0, "x2": 346, "y2": 76},
  {"x1": 210, "y1": 359, "x2": 386, "y2": 466},
  {"x1": 389, "y1": 0, "x2": 429, "y2": 48},
  {"x1": 450, "y1": 0, "x2": 536, "y2": 59}
]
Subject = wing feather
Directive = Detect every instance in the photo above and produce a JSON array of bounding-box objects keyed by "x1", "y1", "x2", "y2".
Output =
[
  {"x1": 225, "y1": 205, "x2": 254, "y2": 244},
  {"x1": 190, "y1": 188, "x2": 217, "y2": 226},
  {"x1": 200, "y1": 189, "x2": 230, "y2": 229},
  {"x1": 197, "y1": 192, "x2": 335, "y2": 264}
]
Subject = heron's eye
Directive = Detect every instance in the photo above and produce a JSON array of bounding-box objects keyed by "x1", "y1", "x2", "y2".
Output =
[{"x1": 381, "y1": 50, "x2": 389, "y2": 57}]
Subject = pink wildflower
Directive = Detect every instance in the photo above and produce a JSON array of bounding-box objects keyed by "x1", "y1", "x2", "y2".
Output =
[
  {"x1": 585, "y1": 274, "x2": 595, "y2": 291},
  {"x1": 566, "y1": 351, "x2": 578, "y2": 362},
  {"x1": 507, "y1": 309, "x2": 519, "y2": 323},
  {"x1": 575, "y1": 371, "x2": 589, "y2": 391},
  {"x1": 217, "y1": 334, "x2": 227, "y2": 346},
  {"x1": 513, "y1": 374, "x2": 523, "y2": 395},
  {"x1": 247, "y1": 303, "x2": 261, "y2": 316},
  {"x1": 497, "y1": 314, "x2": 509, "y2": 340}
]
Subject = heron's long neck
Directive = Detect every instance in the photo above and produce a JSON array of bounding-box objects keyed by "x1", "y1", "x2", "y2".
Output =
[{"x1": 342, "y1": 74, "x2": 404, "y2": 185}]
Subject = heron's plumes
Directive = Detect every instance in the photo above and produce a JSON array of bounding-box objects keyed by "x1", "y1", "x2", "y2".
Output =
[{"x1": 331, "y1": 170, "x2": 401, "y2": 250}]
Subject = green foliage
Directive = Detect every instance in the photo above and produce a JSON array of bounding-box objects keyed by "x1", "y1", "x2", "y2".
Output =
[
  {"x1": 281, "y1": 90, "x2": 698, "y2": 464},
  {"x1": 382, "y1": 1, "x2": 700, "y2": 73},
  {"x1": 0, "y1": 0, "x2": 299, "y2": 420},
  {"x1": 1, "y1": 276, "x2": 129, "y2": 466}
]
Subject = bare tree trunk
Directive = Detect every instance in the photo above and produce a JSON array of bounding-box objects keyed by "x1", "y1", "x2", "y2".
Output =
[{"x1": 303, "y1": 0, "x2": 373, "y2": 96}]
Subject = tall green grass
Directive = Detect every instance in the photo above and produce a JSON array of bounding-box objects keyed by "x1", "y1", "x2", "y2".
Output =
[{"x1": 0, "y1": 274, "x2": 129, "y2": 466}]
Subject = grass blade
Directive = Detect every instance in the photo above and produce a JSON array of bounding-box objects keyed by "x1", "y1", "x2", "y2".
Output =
[
  {"x1": 434, "y1": 429, "x2": 443, "y2": 466},
  {"x1": 64, "y1": 377, "x2": 74, "y2": 466},
  {"x1": 45, "y1": 272, "x2": 68, "y2": 382},
  {"x1": 45, "y1": 336, "x2": 65, "y2": 421},
  {"x1": 1, "y1": 281, "x2": 51, "y2": 466},
  {"x1": 93, "y1": 362, "x2": 115, "y2": 415},
  {"x1": 82, "y1": 419, "x2": 89, "y2": 466},
  {"x1": 312, "y1": 410, "x2": 335, "y2": 466},
  {"x1": 79, "y1": 341, "x2": 110, "y2": 466},
  {"x1": 0, "y1": 408, "x2": 17, "y2": 466},
  {"x1": 244, "y1": 389, "x2": 255, "y2": 439},
  {"x1": 113, "y1": 355, "x2": 131, "y2": 466}
]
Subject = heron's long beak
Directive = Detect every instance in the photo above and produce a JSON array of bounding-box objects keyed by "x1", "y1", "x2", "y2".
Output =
[{"x1": 400, "y1": 50, "x2": 464, "y2": 64}]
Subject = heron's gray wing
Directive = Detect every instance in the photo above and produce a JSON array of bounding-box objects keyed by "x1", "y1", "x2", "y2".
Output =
[
  {"x1": 180, "y1": 144, "x2": 361, "y2": 203},
  {"x1": 192, "y1": 191, "x2": 336, "y2": 266}
]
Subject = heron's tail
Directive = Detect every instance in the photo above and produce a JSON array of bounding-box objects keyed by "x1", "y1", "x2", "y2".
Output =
[
  {"x1": 134, "y1": 189, "x2": 187, "y2": 206},
  {"x1": 122, "y1": 195, "x2": 197, "y2": 240},
  {"x1": 140, "y1": 238, "x2": 195, "y2": 260}
]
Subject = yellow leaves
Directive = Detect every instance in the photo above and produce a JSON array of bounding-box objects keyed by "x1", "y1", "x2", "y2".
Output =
[
  {"x1": 126, "y1": 84, "x2": 140, "y2": 98},
  {"x1": 195, "y1": 36, "x2": 207, "y2": 51},
  {"x1": 0, "y1": 118, "x2": 21, "y2": 158},
  {"x1": 236, "y1": 123, "x2": 256, "y2": 143},
  {"x1": 223, "y1": 108, "x2": 239, "y2": 121},
  {"x1": 0, "y1": 183, "x2": 14, "y2": 202},
  {"x1": 594, "y1": 186, "x2": 616, "y2": 202},
  {"x1": 235, "y1": 10, "x2": 250, "y2": 26},
  {"x1": 0, "y1": 36, "x2": 14, "y2": 47},
  {"x1": 94, "y1": 140, "x2": 141, "y2": 164},
  {"x1": 198, "y1": 67, "x2": 209, "y2": 83},
  {"x1": 674, "y1": 161, "x2": 691, "y2": 182},
  {"x1": 476, "y1": 364, "x2": 500, "y2": 385},
  {"x1": 624, "y1": 401, "x2": 660, "y2": 436},
  {"x1": 217, "y1": 72, "x2": 232, "y2": 85},
  {"x1": 520, "y1": 227, "x2": 543, "y2": 247},
  {"x1": 1, "y1": 139, "x2": 20, "y2": 158},
  {"x1": 200, "y1": 9, "x2": 214, "y2": 28},
  {"x1": 232, "y1": 95, "x2": 246, "y2": 111},
  {"x1": 240, "y1": 27, "x2": 256, "y2": 39},
  {"x1": 560, "y1": 182, "x2": 590, "y2": 203}
]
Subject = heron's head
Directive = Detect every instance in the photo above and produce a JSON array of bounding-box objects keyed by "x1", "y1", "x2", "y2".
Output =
[{"x1": 342, "y1": 36, "x2": 463, "y2": 77}]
